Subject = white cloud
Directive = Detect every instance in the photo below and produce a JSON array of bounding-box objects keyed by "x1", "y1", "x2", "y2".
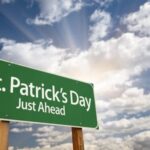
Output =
[
  {"x1": 105, "y1": 118, "x2": 132, "y2": 130},
  {"x1": 123, "y1": 2, "x2": 150, "y2": 36},
  {"x1": 13, "y1": 147, "x2": 40, "y2": 150},
  {"x1": 18, "y1": 130, "x2": 150, "y2": 150},
  {"x1": 27, "y1": 0, "x2": 83, "y2": 25},
  {"x1": 50, "y1": 143, "x2": 72, "y2": 150},
  {"x1": 133, "y1": 131, "x2": 150, "y2": 150},
  {"x1": 8, "y1": 147, "x2": 14, "y2": 150},
  {"x1": 84, "y1": 129, "x2": 150, "y2": 150},
  {"x1": 109, "y1": 88, "x2": 150, "y2": 117},
  {"x1": 0, "y1": 38, "x2": 73, "y2": 74},
  {"x1": 14, "y1": 122, "x2": 33, "y2": 127},
  {"x1": 11, "y1": 127, "x2": 33, "y2": 133},
  {"x1": 89, "y1": 10, "x2": 111, "y2": 42},
  {"x1": 33, "y1": 126, "x2": 71, "y2": 147},
  {"x1": 59, "y1": 32, "x2": 150, "y2": 101},
  {"x1": 94, "y1": 0, "x2": 113, "y2": 7}
]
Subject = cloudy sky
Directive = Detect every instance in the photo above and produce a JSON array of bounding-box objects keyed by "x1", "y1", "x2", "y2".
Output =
[{"x1": 0, "y1": 0, "x2": 150, "y2": 149}]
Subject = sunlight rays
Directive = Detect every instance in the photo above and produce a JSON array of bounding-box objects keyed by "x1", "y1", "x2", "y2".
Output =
[{"x1": 0, "y1": 8, "x2": 36, "y2": 41}]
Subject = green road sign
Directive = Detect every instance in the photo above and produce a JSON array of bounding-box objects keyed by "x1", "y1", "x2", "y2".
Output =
[{"x1": 0, "y1": 59, "x2": 98, "y2": 128}]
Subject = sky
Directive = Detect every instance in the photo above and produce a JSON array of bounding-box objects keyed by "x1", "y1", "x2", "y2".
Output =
[{"x1": 0, "y1": 0, "x2": 150, "y2": 149}]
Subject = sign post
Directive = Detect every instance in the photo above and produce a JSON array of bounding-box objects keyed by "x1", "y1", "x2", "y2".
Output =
[
  {"x1": 0, "y1": 121, "x2": 9, "y2": 150},
  {"x1": 0, "y1": 59, "x2": 98, "y2": 149},
  {"x1": 72, "y1": 127, "x2": 84, "y2": 150}
]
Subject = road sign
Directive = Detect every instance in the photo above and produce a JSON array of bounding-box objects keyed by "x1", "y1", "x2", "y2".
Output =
[{"x1": 0, "y1": 59, "x2": 98, "y2": 128}]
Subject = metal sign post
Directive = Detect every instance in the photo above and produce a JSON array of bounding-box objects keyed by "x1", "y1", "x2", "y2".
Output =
[
  {"x1": 0, "y1": 121, "x2": 9, "y2": 150},
  {"x1": 72, "y1": 127, "x2": 84, "y2": 150}
]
